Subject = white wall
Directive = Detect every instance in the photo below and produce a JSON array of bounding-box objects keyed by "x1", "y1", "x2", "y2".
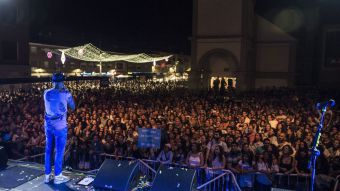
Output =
[
  {"x1": 254, "y1": 15, "x2": 296, "y2": 88},
  {"x1": 195, "y1": 38, "x2": 242, "y2": 69},
  {"x1": 254, "y1": 43, "x2": 294, "y2": 88},
  {"x1": 197, "y1": 0, "x2": 243, "y2": 36},
  {"x1": 256, "y1": 44, "x2": 290, "y2": 73},
  {"x1": 255, "y1": 79, "x2": 288, "y2": 88}
]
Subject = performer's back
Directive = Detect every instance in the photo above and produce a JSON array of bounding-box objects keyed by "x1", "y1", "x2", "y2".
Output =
[
  {"x1": 43, "y1": 73, "x2": 75, "y2": 184},
  {"x1": 44, "y1": 88, "x2": 73, "y2": 130}
]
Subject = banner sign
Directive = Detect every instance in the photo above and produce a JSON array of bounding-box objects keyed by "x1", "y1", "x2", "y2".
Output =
[{"x1": 137, "y1": 128, "x2": 161, "y2": 149}]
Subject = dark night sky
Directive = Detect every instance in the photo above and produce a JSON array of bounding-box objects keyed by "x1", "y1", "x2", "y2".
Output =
[
  {"x1": 29, "y1": 0, "x2": 193, "y2": 54},
  {"x1": 29, "y1": 0, "x2": 340, "y2": 54}
]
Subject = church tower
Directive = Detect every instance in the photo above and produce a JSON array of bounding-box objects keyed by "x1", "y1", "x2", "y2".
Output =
[{"x1": 190, "y1": 0, "x2": 256, "y2": 91}]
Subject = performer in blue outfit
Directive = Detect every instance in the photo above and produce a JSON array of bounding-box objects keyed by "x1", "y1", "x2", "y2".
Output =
[{"x1": 44, "y1": 72, "x2": 75, "y2": 184}]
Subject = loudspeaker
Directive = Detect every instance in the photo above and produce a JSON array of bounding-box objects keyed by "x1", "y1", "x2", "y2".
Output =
[
  {"x1": 0, "y1": 146, "x2": 8, "y2": 170},
  {"x1": 151, "y1": 165, "x2": 196, "y2": 191},
  {"x1": 93, "y1": 159, "x2": 138, "y2": 191}
]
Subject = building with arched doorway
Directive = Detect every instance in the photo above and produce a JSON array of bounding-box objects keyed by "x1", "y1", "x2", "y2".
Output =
[{"x1": 189, "y1": 0, "x2": 296, "y2": 91}]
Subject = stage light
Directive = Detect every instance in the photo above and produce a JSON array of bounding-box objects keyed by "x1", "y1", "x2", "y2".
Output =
[{"x1": 153, "y1": 59, "x2": 156, "y2": 66}]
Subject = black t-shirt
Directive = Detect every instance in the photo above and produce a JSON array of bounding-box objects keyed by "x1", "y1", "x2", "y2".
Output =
[
  {"x1": 115, "y1": 123, "x2": 127, "y2": 130},
  {"x1": 90, "y1": 141, "x2": 103, "y2": 152},
  {"x1": 103, "y1": 141, "x2": 114, "y2": 154},
  {"x1": 115, "y1": 141, "x2": 127, "y2": 156},
  {"x1": 296, "y1": 153, "x2": 309, "y2": 173},
  {"x1": 316, "y1": 156, "x2": 329, "y2": 175},
  {"x1": 331, "y1": 156, "x2": 340, "y2": 173},
  {"x1": 132, "y1": 150, "x2": 142, "y2": 159}
]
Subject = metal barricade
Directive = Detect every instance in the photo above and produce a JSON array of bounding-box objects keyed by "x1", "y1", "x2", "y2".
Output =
[
  {"x1": 138, "y1": 159, "x2": 157, "y2": 182},
  {"x1": 232, "y1": 172, "x2": 311, "y2": 191},
  {"x1": 333, "y1": 175, "x2": 340, "y2": 191},
  {"x1": 272, "y1": 173, "x2": 310, "y2": 191},
  {"x1": 197, "y1": 169, "x2": 241, "y2": 191}
]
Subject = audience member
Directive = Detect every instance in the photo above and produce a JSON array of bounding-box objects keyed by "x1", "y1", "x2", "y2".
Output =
[{"x1": 0, "y1": 79, "x2": 339, "y2": 183}]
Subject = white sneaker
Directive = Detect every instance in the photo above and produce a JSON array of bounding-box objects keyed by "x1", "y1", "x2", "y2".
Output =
[
  {"x1": 44, "y1": 174, "x2": 53, "y2": 183},
  {"x1": 54, "y1": 174, "x2": 70, "y2": 184}
]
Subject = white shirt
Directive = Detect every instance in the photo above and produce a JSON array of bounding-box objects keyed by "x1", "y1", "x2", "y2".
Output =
[
  {"x1": 44, "y1": 88, "x2": 73, "y2": 129},
  {"x1": 257, "y1": 162, "x2": 269, "y2": 172}
]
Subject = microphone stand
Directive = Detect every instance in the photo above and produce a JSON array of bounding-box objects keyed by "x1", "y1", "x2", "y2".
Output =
[{"x1": 308, "y1": 106, "x2": 327, "y2": 191}]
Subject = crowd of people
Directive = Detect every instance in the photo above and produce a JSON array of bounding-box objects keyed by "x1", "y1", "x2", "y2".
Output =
[{"x1": 0, "y1": 79, "x2": 340, "y2": 189}]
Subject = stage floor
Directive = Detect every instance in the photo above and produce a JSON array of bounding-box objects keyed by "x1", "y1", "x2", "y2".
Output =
[{"x1": 0, "y1": 161, "x2": 90, "y2": 191}]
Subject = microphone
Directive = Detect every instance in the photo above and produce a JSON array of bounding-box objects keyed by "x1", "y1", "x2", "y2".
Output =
[{"x1": 316, "y1": 99, "x2": 336, "y2": 110}]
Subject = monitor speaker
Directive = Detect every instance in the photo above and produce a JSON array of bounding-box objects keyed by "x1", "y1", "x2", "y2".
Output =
[
  {"x1": 93, "y1": 159, "x2": 138, "y2": 191},
  {"x1": 151, "y1": 165, "x2": 196, "y2": 191}
]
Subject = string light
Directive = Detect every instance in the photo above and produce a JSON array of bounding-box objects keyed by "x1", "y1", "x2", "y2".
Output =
[
  {"x1": 59, "y1": 43, "x2": 172, "y2": 63},
  {"x1": 78, "y1": 48, "x2": 84, "y2": 56}
]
